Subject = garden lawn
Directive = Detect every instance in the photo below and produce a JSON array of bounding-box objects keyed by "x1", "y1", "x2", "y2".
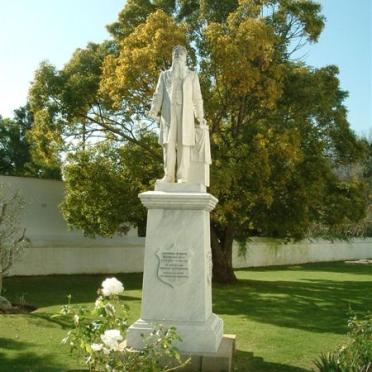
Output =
[{"x1": 1, "y1": 262, "x2": 372, "y2": 372}]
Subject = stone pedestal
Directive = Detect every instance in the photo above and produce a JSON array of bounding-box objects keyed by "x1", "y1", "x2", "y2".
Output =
[{"x1": 127, "y1": 183, "x2": 223, "y2": 353}]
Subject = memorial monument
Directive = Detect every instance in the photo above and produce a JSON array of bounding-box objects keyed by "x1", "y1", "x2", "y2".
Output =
[{"x1": 127, "y1": 46, "x2": 232, "y2": 368}]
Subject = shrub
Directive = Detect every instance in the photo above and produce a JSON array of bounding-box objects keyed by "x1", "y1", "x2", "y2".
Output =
[
  {"x1": 54, "y1": 277, "x2": 188, "y2": 371},
  {"x1": 0, "y1": 184, "x2": 29, "y2": 296},
  {"x1": 314, "y1": 313, "x2": 372, "y2": 372}
]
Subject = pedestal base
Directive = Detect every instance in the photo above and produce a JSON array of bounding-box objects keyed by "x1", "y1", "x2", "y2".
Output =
[
  {"x1": 180, "y1": 334, "x2": 236, "y2": 372},
  {"x1": 123, "y1": 334, "x2": 235, "y2": 372},
  {"x1": 127, "y1": 313, "x2": 223, "y2": 353}
]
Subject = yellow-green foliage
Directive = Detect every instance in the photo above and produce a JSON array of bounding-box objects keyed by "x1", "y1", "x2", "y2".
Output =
[
  {"x1": 205, "y1": 3, "x2": 284, "y2": 109},
  {"x1": 100, "y1": 10, "x2": 186, "y2": 112}
]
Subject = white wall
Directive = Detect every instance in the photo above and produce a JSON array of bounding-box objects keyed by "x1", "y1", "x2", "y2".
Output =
[
  {"x1": 9, "y1": 237, "x2": 371, "y2": 275},
  {"x1": 0, "y1": 176, "x2": 142, "y2": 276},
  {"x1": 232, "y1": 238, "x2": 372, "y2": 268},
  {"x1": 10, "y1": 244, "x2": 145, "y2": 276},
  {"x1": 1, "y1": 176, "x2": 371, "y2": 276}
]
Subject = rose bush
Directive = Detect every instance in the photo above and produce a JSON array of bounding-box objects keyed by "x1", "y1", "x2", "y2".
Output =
[{"x1": 55, "y1": 277, "x2": 188, "y2": 371}]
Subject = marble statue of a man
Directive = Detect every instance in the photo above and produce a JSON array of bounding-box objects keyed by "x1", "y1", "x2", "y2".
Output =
[{"x1": 148, "y1": 45, "x2": 210, "y2": 184}]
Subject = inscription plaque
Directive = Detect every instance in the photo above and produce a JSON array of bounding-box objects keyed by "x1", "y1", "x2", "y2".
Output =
[{"x1": 156, "y1": 248, "x2": 190, "y2": 287}]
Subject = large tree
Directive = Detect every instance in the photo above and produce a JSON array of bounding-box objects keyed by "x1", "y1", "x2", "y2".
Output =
[{"x1": 28, "y1": 0, "x2": 367, "y2": 283}]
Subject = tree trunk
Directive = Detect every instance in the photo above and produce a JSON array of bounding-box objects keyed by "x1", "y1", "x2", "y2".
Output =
[{"x1": 210, "y1": 225, "x2": 237, "y2": 283}]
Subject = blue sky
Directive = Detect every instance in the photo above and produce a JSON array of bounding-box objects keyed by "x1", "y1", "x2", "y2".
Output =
[
  {"x1": 0, "y1": 0, "x2": 370, "y2": 136},
  {"x1": 0, "y1": 0, "x2": 124, "y2": 117},
  {"x1": 300, "y1": 0, "x2": 371, "y2": 137}
]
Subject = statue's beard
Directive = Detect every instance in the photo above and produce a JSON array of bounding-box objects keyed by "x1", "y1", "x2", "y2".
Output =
[{"x1": 172, "y1": 60, "x2": 186, "y2": 79}]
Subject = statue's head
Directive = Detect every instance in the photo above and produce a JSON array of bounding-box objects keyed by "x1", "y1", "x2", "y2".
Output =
[{"x1": 172, "y1": 45, "x2": 187, "y2": 65}]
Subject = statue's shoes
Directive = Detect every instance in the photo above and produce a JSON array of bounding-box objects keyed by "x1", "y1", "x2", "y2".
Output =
[
  {"x1": 177, "y1": 179, "x2": 187, "y2": 183},
  {"x1": 157, "y1": 176, "x2": 174, "y2": 183}
]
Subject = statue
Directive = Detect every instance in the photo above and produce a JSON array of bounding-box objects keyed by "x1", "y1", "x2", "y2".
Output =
[
  {"x1": 128, "y1": 49, "x2": 224, "y2": 356},
  {"x1": 148, "y1": 45, "x2": 211, "y2": 186}
]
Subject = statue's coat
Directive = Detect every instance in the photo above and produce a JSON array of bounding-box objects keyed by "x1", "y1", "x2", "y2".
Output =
[{"x1": 151, "y1": 68, "x2": 204, "y2": 146}]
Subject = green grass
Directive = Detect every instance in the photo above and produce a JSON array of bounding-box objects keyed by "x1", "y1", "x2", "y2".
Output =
[{"x1": 1, "y1": 262, "x2": 372, "y2": 371}]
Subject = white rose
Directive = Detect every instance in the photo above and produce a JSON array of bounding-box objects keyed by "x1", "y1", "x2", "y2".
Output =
[
  {"x1": 91, "y1": 343, "x2": 103, "y2": 352},
  {"x1": 100, "y1": 329, "x2": 123, "y2": 351},
  {"x1": 73, "y1": 314, "x2": 79, "y2": 325},
  {"x1": 101, "y1": 277, "x2": 124, "y2": 297}
]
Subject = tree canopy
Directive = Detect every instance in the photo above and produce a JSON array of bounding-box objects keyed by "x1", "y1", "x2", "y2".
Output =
[
  {"x1": 28, "y1": 0, "x2": 368, "y2": 282},
  {"x1": 0, "y1": 105, "x2": 60, "y2": 179}
]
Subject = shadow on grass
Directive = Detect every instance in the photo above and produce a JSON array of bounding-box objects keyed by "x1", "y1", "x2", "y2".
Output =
[
  {"x1": 0, "y1": 337, "x2": 33, "y2": 350},
  {"x1": 26, "y1": 312, "x2": 74, "y2": 330},
  {"x1": 0, "y1": 338, "x2": 65, "y2": 372},
  {"x1": 235, "y1": 350, "x2": 310, "y2": 372},
  {"x1": 214, "y1": 276, "x2": 372, "y2": 334},
  {"x1": 3, "y1": 273, "x2": 143, "y2": 307}
]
